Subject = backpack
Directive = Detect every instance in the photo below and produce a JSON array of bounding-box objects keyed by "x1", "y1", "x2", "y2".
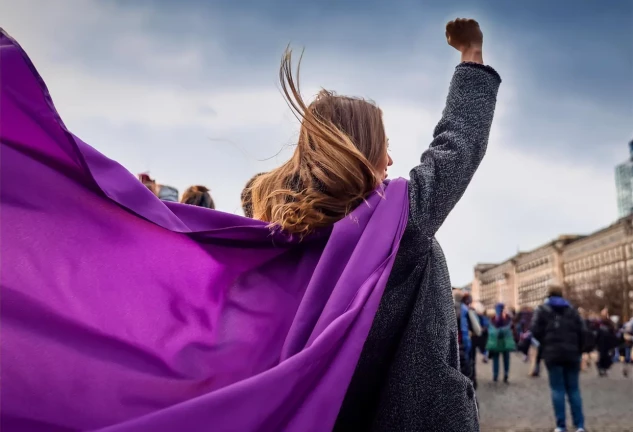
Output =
[
  {"x1": 542, "y1": 305, "x2": 594, "y2": 353},
  {"x1": 486, "y1": 324, "x2": 516, "y2": 352}
]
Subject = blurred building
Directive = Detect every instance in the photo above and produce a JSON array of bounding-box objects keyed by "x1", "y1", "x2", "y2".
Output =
[
  {"x1": 472, "y1": 236, "x2": 580, "y2": 310},
  {"x1": 472, "y1": 260, "x2": 517, "y2": 311},
  {"x1": 472, "y1": 222, "x2": 633, "y2": 320},
  {"x1": 471, "y1": 138, "x2": 633, "y2": 318},
  {"x1": 515, "y1": 236, "x2": 580, "y2": 308},
  {"x1": 615, "y1": 140, "x2": 633, "y2": 218},
  {"x1": 562, "y1": 216, "x2": 633, "y2": 320}
]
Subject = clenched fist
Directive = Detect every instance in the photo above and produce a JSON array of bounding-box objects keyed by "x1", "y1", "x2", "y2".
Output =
[{"x1": 446, "y1": 18, "x2": 484, "y2": 64}]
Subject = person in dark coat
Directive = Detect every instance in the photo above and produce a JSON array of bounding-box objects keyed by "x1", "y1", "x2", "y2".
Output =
[
  {"x1": 333, "y1": 19, "x2": 500, "y2": 431},
  {"x1": 1, "y1": 18, "x2": 501, "y2": 432},
  {"x1": 622, "y1": 317, "x2": 633, "y2": 377},
  {"x1": 596, "y1": 308, "x2": 617, "y2": 376},
  {"x1": 531, "y1": 285, "x2": 586, "y2": 432},
  {"x1": 454, "y1": 291, "x2": 474, "y2": 385},
  {"x1": 516, "y1": 307, "x2": 534, "y2": 362},
  {"x1": 577, "y1": 308, "x2": 597, "y2": 371},
  {"x1": 232, "y1": 18, "x2": 501, "y2": 431}
]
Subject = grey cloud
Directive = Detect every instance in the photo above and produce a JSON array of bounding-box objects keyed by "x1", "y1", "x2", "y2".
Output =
[{"x1": 5, "y1": 0, "x2": 631, "y2": 285}]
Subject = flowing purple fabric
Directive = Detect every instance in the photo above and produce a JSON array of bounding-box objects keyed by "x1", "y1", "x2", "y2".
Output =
[{"x1": 0, "y1": 30, "x2": 409, "y2": 432}]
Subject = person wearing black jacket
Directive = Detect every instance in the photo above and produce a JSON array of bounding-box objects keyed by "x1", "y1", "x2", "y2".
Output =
[
  {"x1": 531, "y1": 286, "x2": 586, "y2": 432},
  {"x1": 596, "y1": 307, "x2": 618, "y2": 376}
]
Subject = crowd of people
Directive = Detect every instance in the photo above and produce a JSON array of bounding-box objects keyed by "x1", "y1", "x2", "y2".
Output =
[
  {"x1": 454, "y1": 286, "x2": 633, "y2": 432},
  {"x1": 138, "y1": 173, "x2": 217, "y2": 209}
]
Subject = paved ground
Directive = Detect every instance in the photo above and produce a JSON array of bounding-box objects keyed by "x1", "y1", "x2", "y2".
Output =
[{"x1": 476, "y1": 353, "x2": 633, "y2": 432}]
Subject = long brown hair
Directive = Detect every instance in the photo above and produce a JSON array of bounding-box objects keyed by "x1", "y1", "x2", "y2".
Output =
[
  {"x1": 249, "y1": 49, "x2": 387, "y2": 236},
  {"x1": 181, "y1": 185, "x2": 215, "y2": 209}
]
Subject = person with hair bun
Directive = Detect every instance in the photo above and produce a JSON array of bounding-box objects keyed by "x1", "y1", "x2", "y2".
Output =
[{"x1": 181, "y1": 185, "x2": 215, "y2": 209}]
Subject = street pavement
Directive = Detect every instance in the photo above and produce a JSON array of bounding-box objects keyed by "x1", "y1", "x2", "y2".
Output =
[{"x1": 476, "y1": 352, "x2": 633, "y2": 432}]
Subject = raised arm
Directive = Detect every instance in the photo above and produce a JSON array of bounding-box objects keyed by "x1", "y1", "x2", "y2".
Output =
[{"x1": 408, "y1": 19, "x2": 501, "y2": 237}]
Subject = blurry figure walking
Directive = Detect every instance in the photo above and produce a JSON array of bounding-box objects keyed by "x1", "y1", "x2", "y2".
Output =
[
  {"x1": 596, "y1": 308, "x2": 617, "y2": 377},
  {"x1": 516, "y1": 307, "x2": 534, "y2": 363},
  {"x1": 454, "y1": 291, "x2": 482, "y2": 389},
  {"x1": 531, "y1": 285, "x2": 586, "y2": 432},
  {"x1": 486, "y1": 303, "x2": 515, "y2": 383},
  {"x1": 621, "y1": 317, "x2": 633, "y2": 377},
  {"x1": 577, "y1": 308, "x2": 596, "y2": 371}
]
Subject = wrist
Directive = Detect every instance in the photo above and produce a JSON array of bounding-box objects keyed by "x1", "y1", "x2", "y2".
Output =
[{"x1": 460, "y1": 47, "x2": 483, "y2": 64}]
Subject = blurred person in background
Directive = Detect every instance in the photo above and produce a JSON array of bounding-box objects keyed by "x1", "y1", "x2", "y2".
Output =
[
  {"x1": 516, "y1": 307, "x2": 534, "y2": 363},
  {"x1": 454, "y1": 291, "x2": 482, "y2": 389},
  {"x1": 486, "y1": 303, "x2": 515, "y2": 383},
  {"x1": 596, "y1": 308, "x2": 618, "y2": 377},
  {"x1": 472, "y1": 302, "x2": 489, "y2": 363},
  {"x1": 577, "y1": 308, "x2": 596, "y2": 371},
  {"x1": 181, "y1": 185, "x2": 215, "y2": 209},
  {"x1": 530, "y1": 285, "x2": 586, "y2": 432}
]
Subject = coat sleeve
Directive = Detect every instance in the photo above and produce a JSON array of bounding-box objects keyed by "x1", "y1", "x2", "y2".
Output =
[{"x1": 408, "y1": 63, "x2": 501, "y2": 239}]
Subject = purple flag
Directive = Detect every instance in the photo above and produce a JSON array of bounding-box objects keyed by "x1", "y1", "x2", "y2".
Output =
[{"x1": 0, "y1": 30, "x2": 409, "y2": 432}]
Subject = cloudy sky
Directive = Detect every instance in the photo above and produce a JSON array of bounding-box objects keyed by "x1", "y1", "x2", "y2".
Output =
[{"x1": 2, "y1": 0, "x2": 631, "y2": 285}]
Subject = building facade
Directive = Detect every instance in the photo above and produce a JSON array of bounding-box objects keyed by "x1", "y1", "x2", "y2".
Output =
[
  {"x1": 473, "y1": 260, "x2": 517, "y2": 311},
  {"x1": 562, "y1": 217, "x2": 633, "y2": 320},
  {"x1": 472, "y1": 221, "x2": 633, "y2": 320},
  {"x1": 514, "y1": 236, "x2": 579, "y2": 308},
  {"x1": 615, "y1": 140, "x2": 633, "y2": 218}
]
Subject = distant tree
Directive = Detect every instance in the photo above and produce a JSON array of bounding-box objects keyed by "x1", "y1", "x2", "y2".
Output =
[{"x1": 566, "y1": 272, "x2": 630, "y2": 320}]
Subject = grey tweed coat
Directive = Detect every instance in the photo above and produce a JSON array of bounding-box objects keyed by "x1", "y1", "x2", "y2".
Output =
[{"x1": 334, "y1": 62, "x2": 501, "y2": 431}]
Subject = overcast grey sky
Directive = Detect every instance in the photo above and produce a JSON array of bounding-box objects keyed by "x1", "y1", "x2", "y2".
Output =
[{"x1": 2, "y1": 0, "x2": 631, "y2": 285}]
